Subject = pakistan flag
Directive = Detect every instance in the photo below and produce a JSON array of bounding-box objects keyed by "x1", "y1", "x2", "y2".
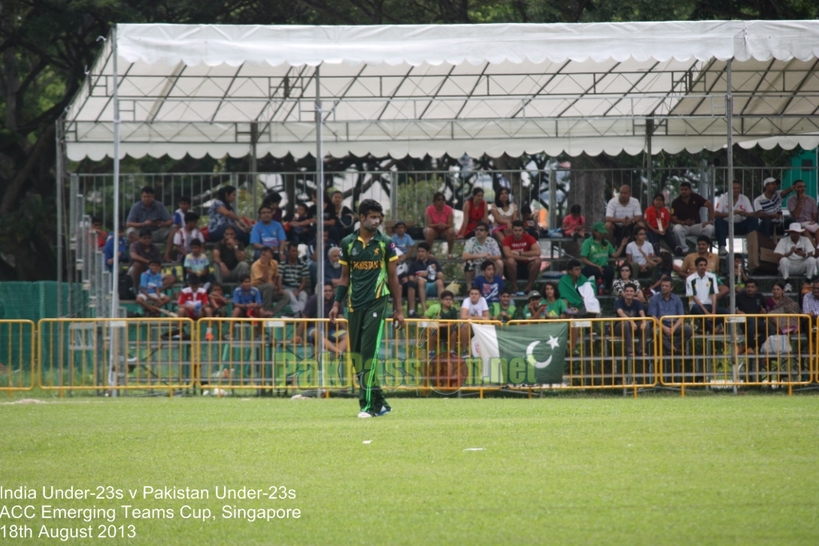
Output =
[{"x1": 471, "y1": 322, "x2": 568, "y2": 385}]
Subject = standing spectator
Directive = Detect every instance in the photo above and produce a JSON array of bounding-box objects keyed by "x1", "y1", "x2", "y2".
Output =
[
  {"x1": 286, "y1": 202, "x2": 315, "y2": 245},
  {"x1": 171, "y1": 212, "x2": 203, "y2": 262},
  {"x1": 802, "y1": 279, "x2": 819, "y2": 319},
  {"x1": 491, "y1": 188, "x2": 518, "y2": 243},
  {"x1": 176, "y1": 274, "x2": 212, "y2": 320},
  {"x1": 558, "y1": 259, "x2": 594, "y2": 315},
  {"x1": 460, "y1": 285, "x2": 489, "y2": 319},
  {"x1": 614, "y1": 283, "x2": 648, "y2": 356},
  {"x1": 462, "y1": 222, "x2": 503, "y2": 289},
  {"x1": 714, "y1": 181, "x2": 757, "y2": 254},
  {"x1": 135, "y1": 259, "x2": 171, "y2": 316},
  {"x1": 581, "y1": 222, "x2": 626, "y2": 293},
  {"x1": 407, "y1": 242, "x2": 445, "y2": 317},
  {"x1": 391, "y1": 221, "x2": 415, "y2": 263},
  {"x1": 166, "y1": 196, "x2": 191, "y2": 262},
  {"x1": 212, "y1": 226, "x2": 250, "y2": 284},
  {"x1": 280, "y1": 243, "x2": 310, "y2": 316},
  {"x1": 774, "y1": 223, "x2": 818, "y2": 283},
  {"x1": 125, "y1": 186, "x2": 173, "y2": 245},
  {"x1": 324, "y1": 247, "x2": 343, "y2": 288},
  {"x1": 648, "y1": 276, "x2": 691, "y2": 352},
  {"x1": 754, "y1": 177, "x2": 789, "y2": 239},
  {"x1": 172, "y1": 195, "x2": 191, "y2": 228},
  {"x1": 250, "y1": 246, "x2": 286, "y2": 315},
  {"x1": 562, "y1": 204, "x2": 586, "y2": 239},
  {"x1": 644, "y1": 193, "x2": 681, "y2": 254},
  {"x1": 183, "y1": 239, "x2": 212, "y2": 289},
  {"x1": 503, "y1": 220, "x2": 543, "y2": 295},
  {"x1": 250, "y1": 204, "x2": 287, "y2": 260},
  {"x1": 686, "y1": 257, "x2": 727, "y2": 334},
  {"x1": 786, "y1": 179, "x2": 819, "y2": 244},
  {"x1": 604, "y1": 184, "x2": 644, "y2": 245},
  {"x1": 207, "y1": 185, "x2": 251, "y2": 244},
  {"x1": 295, "y1": 283, "x2": 348, "y2": 355},
  {"x1": 472, "y1": 260, "x2": 504, "y2": 305},
  {"x1": 458, "y1": 187, "x2": 489, "y2": 239},
  {"x1": 734, "y1": 278, "x2": 768, "y2": 355},
  {"x1": 670, "y1": 181, "x2": 715, "y2": 253},
  {"x1": 128, "y1": 228, "x2": 175, "y2": 291},
  {"x1": 424, "y1": 192, "x2": 456, "y2": 258},
  {"x1": 489, "y1": 288, "x2": 518, "y2": 323},
  {"x1": 612, "y1": 262, "x2": 646, "y2": 304},
  {"x1": 626, "y1": 226, "x2": 660, "y2": 279}
]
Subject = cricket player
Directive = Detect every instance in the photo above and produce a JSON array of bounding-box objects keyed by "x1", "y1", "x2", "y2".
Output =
[{"x1": 329, "y1": 199, "x2": 405, "y2": 418}]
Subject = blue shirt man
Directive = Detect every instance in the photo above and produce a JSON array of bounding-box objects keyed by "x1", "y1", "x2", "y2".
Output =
[
  {"x1": 103, "y1": 233, "x2": 129, "y2": 272},
  {"x1": 250, "y1": 205, "x2": 287, "y2": 258}
]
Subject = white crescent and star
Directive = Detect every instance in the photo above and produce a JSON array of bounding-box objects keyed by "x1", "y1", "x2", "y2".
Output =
[{"x1": 526, "y1": 340, "x2": 552, "y2": 369}]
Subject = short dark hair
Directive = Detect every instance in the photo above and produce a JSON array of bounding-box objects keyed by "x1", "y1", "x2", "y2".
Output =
[
  {"x1": 323, "y1": 282, "x2": 334, "y2": 290},
  {"x1": 697, "y1": 235, "x2": 712, "y2": 246},
  {"x1": 140, "y1": 186, "x2": 155, "y2": 195},
  {"x1": 475, "y1": 221, "x2": 489, "y2": 231},
  {"x1": 258, "y1": 205, "x2": 273, "y2": 215},
  {"x1": 138, "y1": 228, "x2": 152, "y2": 238},
  {"x1": 441, "y1": 290, "x2": 454, "y2": 299},
  {"x1": 480, "y1": 260, "x2": 495, "y2": 271},
  {"x1": 432, "y1": 191, "x2": 445, "y2": 203},
  {"x1": 238, "y1": 274, "x2": 251, "y2": 283},
  {"x1": 179, "y1": 195, "x2": 191, "y2": 204},
  {"x1": 260, "y1": 246, "x2": 274, "y2": 255},
  {"x1": 745, "y1": 278, "x2": 757, "y2": 287},
  {"x1": 623, "y1": 282, "x2": 637, "y2": 292},
  {"x1": 680, "y1": 181, "x2": 692, "y2": 189},
  {"x1": 653, "y1": 193, "x2": 665, "y2": 202},
  {"x1": 91, "y1": 216, "x2": 102, "y2": 224},
  {"x1": 190, "y1": 238, "x2": 203, "y2": 247},
  {"x1": 660, "y1": 275, "x2": 673, "y2": 285},
  {"x1": 499, "y1": 287, "x2": 512, "y2": 296},
  {"x1": 511, "y1": 219, "x2": 524, "y2": 228},
  {"x1": 187, "y1": 273, "x2": 201, "y2": 285},
  {"x1": 210, "y1": 282, "x2": 223, "y2": 292},
  {"x1": 417, "y1": 242, "x2": 430, "y2": 252},
  {"x1": 619, "y1": 262, "x2": 634, "y2": 277},
  {"x1": 469, "y1": 285, "x2": 481, "y2": 293},
  {"x1": 148, "y1": 258, "x2": 161, "y2": 266},
  {"x1": 358, "y1": 199, "x2": 382, "y2": 217},
  {"x1": 570, "y1": 204, "x2": 581, "y2": 215},
  {"x1": 264, "y1": 190, "x2": 282, "y2": 204},
  {"x1": 184, "y1": 212, "x2": 199, "y2": 223},
  {"x1": 393, "y1": 221, "x2": 406, "y2": 229},
  {"x1": 567, "y1": 259, "x2": 582, "y2": 270},
  {"x1": 695, "y1": 257, "x2": 707, "y2": 266}
]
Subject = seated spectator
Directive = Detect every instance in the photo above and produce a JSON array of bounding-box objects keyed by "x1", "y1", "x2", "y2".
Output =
[
  {"x1": 677, "y1": 235, "x2": 729, "y2": 300},
  {"x1": 645, "y1": 193, "x2": 682, "y2": 254},
  {"x1": 206, "y1": 283, "x2": 229, "y2": 318},
  {"x1": 614, "y1": 283, "x2": 648, "y2": 356},
  {"x1": 329, "y1": 190, "x2": 356, "y2": 241},
  {"x1": 473, "y1": 260, "x2": 504, "y2": 305},
  {"x1": 183, "y1": 239, "x2": 212, "y2": 290},
  {"x1": 732, "y1": 254, "x2": 749, "y2": 293},
  {"x1": 581, "y1": 222, "x2": 626, "y2": 292},
  {"x1": 407, "y1": 242, "x2": 445, "y2": 317},
  {"x1": 714, "y1": 181, "x2": 757, "y2": 254},
  {"x1": 489, "y1": 288, "x2": 518, "y2": 323},
  {"x1": 250, "y1": 204, "x2": 287, "y2": 261},
  {"x1": 522, "y1": 290, "x2": 548, "y2": 319},
  {"x1": 686, "y1": 257, "x2": 728, "y2": 334},
  {"x1": 424, "y1": 192, "x2": 456, "y2": 257},
  {"x1": 503, "y1": 220, "x2": 543, "y2": 295},
  {"x1": 558, "y1": 259, "x2": 595, "y2": 316},
  {"x1": 458, "y1": 187, "x2": 489, "y2": 239},
  {"x1": 604, "y1": 184, "x2": 644, "y2": 246},
  {"x1": 734, "y1": 278, "x2": 767, "y2": 355},
  {"x1": 561, "y1": 204, "x2": 586, "y2": 240},
  {"x1": 754, "y1": 178, "x2": 788, "y2": 239},
  {"x1": 491, "y1": 188, "x2": 518, "y2": 243},
  {"x1": 295, "y1": 282, "x2": 348, "y2": 354},
  {"x1": 541, "y1": 281, "x2": 569, "y2": 319},
  {"x1": 90, "y1": 216, "x2": 107, "y2": 249},
  {"x1": 612, "y1": 262, "x2": 646, "y2": 304},
  {"x1": 324, "y1": 247, "x2": 343, "y2": 288},
  {"x1": 166, "y1": 195, "x2": 191, "y2": 262},
  {"x1": 229, "y1": 274, "x2": 272, "y2": 339},
  {"x1": 251, "y1": 246, "x2": 286, "y2": 315},
  {"x1": 648, "y1": 276, "x2": 691, "y2": 352},
  {"x1": 462, "y1": 221, "x2": 503, "y2": 289},
  {"x1": 626, "y1": 227, "x2": 660, "y2": 279},
  {"x1": 177, "y1": 274, "x2": 212, "y2": 320},
  {"x1": 128, "y1": 228, "x2": 175, "y2": 291},
  {"x1": 391, "y1": 221, "x2": 415, "y2": 263},
  {"x1": 125, "y1": 186, "x2": 173, "y2": 245},
  {"x1": 171, "y1": 212, "x2": 204, "y2": 262},
  {"x1": 135, "y1": 259, "x2": 171, "y2": 316},
  {"x1": 461, "y1": 285, "x2": 489, "y2": 320},
  {"x1": 774, "y1": 223, "x2": 818, "y2": 283},
  {"x1": 103, "y1": 225, "x2": 131, "y2": 273},
  {"x1": 212, "y1": 226, "x2": 250, "y2": 283},
  {"x1": 284, "y1": 201, "x2": 314, "y2": 245},
  {"x1": 307, "y1": 229, "x2": 338, "y2": 288},
  {"x1": 207, "y1": 185, "x2": 251, "y2": 244},
  {"x1": 519, "y1": 204, "x2": 539, "y2": 239},
  {"x1": 261, "y1": 190, "x2": 284, "y2": 223},
  {"x1": 802, "y1": 279, "x2": 819, "y2": 319},
  {"x1": 425, "y1": 290, "x2": 463, "y2": 355},
  {"x1": 786, "y1": 179, "x2": 819, "y2": 245},
  {"x1": 766, "y1": 280, "x2": 800, "y2": 335},
  {"x1": 280, "y1": 243, "x2": 310, "y2": 316},
  {"x1": 670, "y1": 181, "x2": 714, "y2": 253}
]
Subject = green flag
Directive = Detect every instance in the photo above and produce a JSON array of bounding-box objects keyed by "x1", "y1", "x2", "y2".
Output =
[{"x1": 471, "y1": 322, "x2": 568, "y2": 385}]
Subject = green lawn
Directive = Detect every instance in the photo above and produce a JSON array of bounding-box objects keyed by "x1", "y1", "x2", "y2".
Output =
[{"x1": 1, "y1": 397, "x2": 818, "y2": 545}]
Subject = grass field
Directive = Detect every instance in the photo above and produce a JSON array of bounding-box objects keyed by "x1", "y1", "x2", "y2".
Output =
[{"x1": 1, "y1": 396, "x2": 818, "y2": 545}]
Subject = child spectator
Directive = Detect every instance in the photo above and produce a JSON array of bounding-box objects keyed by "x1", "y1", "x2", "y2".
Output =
[
  {"x1": 91, "y1": 216, "x2": 107, "y2": 249},
  {"x1": 287, "y1": 202, "x2": 314, "y2": 245},
  {"x1": 173, "y1": 196, "x2": 191, "y2": 227},
  {"x1": 103, "y1": 225, "x2": 130, "y2": 273},
  {"x1": 425, "y1": 290, "x2": 461, "y2": 355},
  {"x1": 136, "y1": 259, "x2": 171, "y2": 316},
  {"x1": 228, "y1": 274, "x2": 271, "y2": 339},
  {"x1": 461, "y1": 285, "x2": 489, "y2": 319},
  {"x1": 177, "y1": 274, "x2": 212, "y2": 320},
  {"x1": 407, "y1": 242, "x2": 445, "y2": 317},
  {"x1": 645, "y1": 193, "x2": 682, "y2": 255},
  {"x1": 206, "y1": 283, "x2": 228, "y2": 318},
  {"x1": 561, "y1": 204, "x2": 586, "y2": 239},
  {"x1": 183, "y1": 239, "x2": 212, "y2": 289},
  {"x1": 166, "y1": 196, "x2": 190, "y2": 262},
  {"x1": 520, "y1": 204, "x2": 539, "y2": 238},
  {"x1": 522, "y1": 290, "x2": 548, "y2": 319},
  {"x1": 489, "y1": 288, "x2": 518, "y2": 323},
  {"x1": 129, "y1": 228, "x2": 175, "y2": 291},
  {"x1": 733, "y1": 254, "x2": 748, "y2": 293},
  {"x1": 171, "y1": 212, "x2": 204, "y2": 262},
  {"x1": 542, "y1": 281, "x2": 569, "y2": 318},
  {"x1": 472, "y1": 260, "x2": 504, "y2": 304},
  {"x1": 391, "y1": 221, "x2": 415, "y2": 263}
]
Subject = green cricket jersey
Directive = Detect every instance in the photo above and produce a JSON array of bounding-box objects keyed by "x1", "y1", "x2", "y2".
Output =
[{"x1": 339, "y1": 230, "x2": 398, "y2": 311}]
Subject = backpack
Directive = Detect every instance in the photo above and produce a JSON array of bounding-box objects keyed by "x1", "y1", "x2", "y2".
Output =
[{"x1": 118, "y1": 273, "x2": 135, "y2": 301}]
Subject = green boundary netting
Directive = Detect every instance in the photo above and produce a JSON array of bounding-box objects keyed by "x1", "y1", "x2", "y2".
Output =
[{"x1": 0, "y1": 282, "x2": 87, "y2": 321}]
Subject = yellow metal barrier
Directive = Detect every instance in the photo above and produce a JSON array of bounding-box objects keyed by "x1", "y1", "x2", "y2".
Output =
[
  {"x1": 657, "y1": 313, "x2": 814, "y2": 394},
  {"x1": 38, "y1": 318, "x2": 195, "y2": 394},
  {"x1": 0, "y1": 320, "x2": 36, "y2": 393},
  {"x1": 195, "y1": 317, "x2": 352, "y2": 394},
  {"x1": 508, "y1": 317, "x2": 659, "y2": 394}
]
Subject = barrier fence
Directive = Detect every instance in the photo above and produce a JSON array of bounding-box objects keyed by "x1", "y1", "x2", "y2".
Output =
[{"x1": 4, "y1": 316, "x2": 818, "y2": 396}]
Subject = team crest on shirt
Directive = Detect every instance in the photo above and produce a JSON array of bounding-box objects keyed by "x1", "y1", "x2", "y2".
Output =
[
  {"x1": 374, "y1": 248, "x2": 380, "y2": 256},
  {"x1": 352, "y1": 249, "x2": 359, "y2": 256}
]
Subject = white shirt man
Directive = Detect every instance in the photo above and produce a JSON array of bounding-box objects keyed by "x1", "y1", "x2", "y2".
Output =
[
  {"x1": 715, "y1": 190, "x2": 754, "y2": 224},
  {"x1": 773, "y1": 223, "x2": 818, "y2": 280},
  {"x1": 604, "y1": 185, "x2": 643, "y2": 243}
]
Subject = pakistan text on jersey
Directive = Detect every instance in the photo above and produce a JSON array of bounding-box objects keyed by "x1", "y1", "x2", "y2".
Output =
[{"x1": 352, "y1": 260, "x2": 382, "y2": 270}]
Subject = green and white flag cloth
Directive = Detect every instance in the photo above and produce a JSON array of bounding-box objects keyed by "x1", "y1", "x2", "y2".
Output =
[{"x1": 471, "y1": 322, "x2": 568, "y2": 385}]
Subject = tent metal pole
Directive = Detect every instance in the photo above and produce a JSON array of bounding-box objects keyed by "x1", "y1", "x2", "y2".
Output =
[
  {"x1": 645, "y1": 117, "x2": 653, "y2": 201},
  {"x1": 726, "y1": 59, "x2": 735, "y2": 314},
  {"x1": 315, "y1": 65, "x2": 326, "y2": 392},
  {"x1": 56, "y1": 117, "x2": 64, "y2": 317},
  {"x1": 109, "y1": 26, "x2": 122, "y2": 395},
  {"x1": 250, "y1": 121, "x2": 258, "y2": 212}
]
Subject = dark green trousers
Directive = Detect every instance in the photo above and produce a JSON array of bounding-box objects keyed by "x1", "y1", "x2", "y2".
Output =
[{"x1": 347, "y1": 298, "x2": 390, "y2": 414}]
